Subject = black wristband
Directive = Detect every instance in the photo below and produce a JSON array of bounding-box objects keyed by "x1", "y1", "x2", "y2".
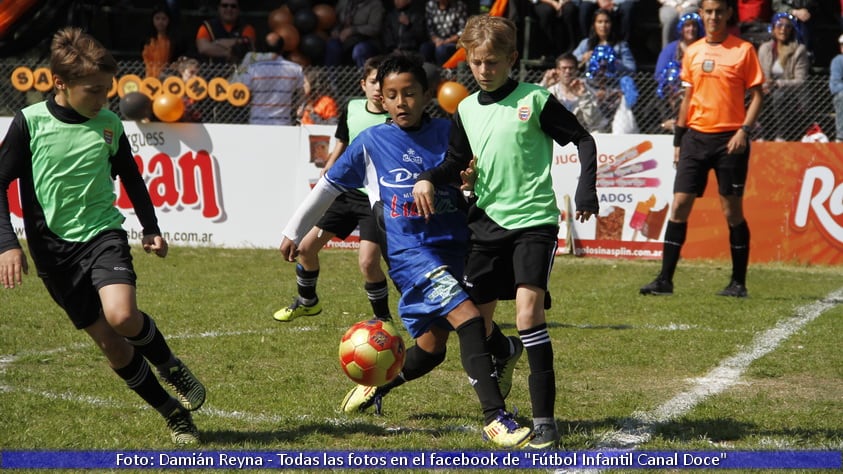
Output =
[{"x1": 673, "y1": 126, "x2": 688, "y2": 147}]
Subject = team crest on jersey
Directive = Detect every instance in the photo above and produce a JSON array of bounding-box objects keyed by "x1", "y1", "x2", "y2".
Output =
[
  {"x1": 702, "y1": 60, "x2": 715, "y2": 73},
  {"x1": 402, "y1": 147, "x2": 422, "y2": 164},
  {"x1": 103, "y1": 129, "x2": 114, "y2": 145},
  {"x1": 517, "y1": 106, "x2": 531, "y2": 121}
]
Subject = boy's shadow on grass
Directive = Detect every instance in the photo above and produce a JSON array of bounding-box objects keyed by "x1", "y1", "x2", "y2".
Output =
[
  {"x1": 559, "y1": 417, "x2": 760, "y2": 448},
  {"x1": 199, "y1": 416, "x2": 466, "y2": 445}
]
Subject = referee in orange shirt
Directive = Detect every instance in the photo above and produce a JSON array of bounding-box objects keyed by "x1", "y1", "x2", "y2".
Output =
[{"x1": 641, "y1": 0, "x2": 763, "y2": 298}]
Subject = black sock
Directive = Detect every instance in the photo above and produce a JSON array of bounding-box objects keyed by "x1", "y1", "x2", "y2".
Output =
[
  {"x1": 457, "y1": 317, "x2": 504, "y2": 424},
  {"x1": 519, "y1": 323, "x2": 556, "y2": 419},
  {"x1": 296, "y1": 263, "x2": 319, "y2": 301},
  {"x1": 377, "y1": 344, "x2": 445, "y2": 395},
  {"x1": 114, "y1": 350, "x2": 173, "y2": 415},
  {"x1": 364, "y1": 280, "x2": 391, "y2": 320},
  {"x1": 486, "y1": 322, "x2": 512, "y2": 360},
  {"x1": 729, "y1": 220, "x2": 750, "y2": 285},
  {"x1": 125, "y1": 312, "x2": 175, "y2": 369},
  {"x1": 660, "y1": 221, "x2": 687, "y2": 282}
]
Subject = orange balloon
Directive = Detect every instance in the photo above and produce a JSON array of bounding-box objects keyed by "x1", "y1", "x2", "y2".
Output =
[
  {"x1": 268, "y1": 6, "x2": 292, "y2": 30},
  {"x1": 312, "y1": 4, "x2": 336, "y2": 31},
  {"x1": 437, "y1": 81, "x2": 469, "y2": 114},
  {"x1": 275, "y1": 23, "x2": 300, "y2": 52},
  {"x1": 152, "y1": 93, "x2": 185, "y2": 122}
]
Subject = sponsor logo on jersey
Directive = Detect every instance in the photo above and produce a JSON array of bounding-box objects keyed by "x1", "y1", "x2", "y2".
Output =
[
  {"x1": 379, "y1": 168, "x2": 419, "y2": 188},
  {"x1": 402, "y1": 148, "x2": 422, "y2": 164},
  {"x1": 103, "y1": 129, "x2": 113, "y2": 145},
  {"x1": 702, "y1": 60, "x2": 714, "y2": 73}
]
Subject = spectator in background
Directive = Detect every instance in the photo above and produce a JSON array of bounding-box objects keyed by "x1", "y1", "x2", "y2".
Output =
[
  {"x1": 654, "y1": 12, "x2": 704, "y2": 88},
  {"x1": 737, "y1": 0, "x2": 772, "y2": 47},
  {"x1": 830, "y1": 34, "x2": 843, "y2": 142},
  {"x1": 584, "y1": 44, "x2": 638, "y2": 133},
  {"x1": 382, "y1": 0, "x2": 428, "y2": 55},
  {"x1": 298, "y1": 69, "x2": 339, "y2": 125},
  {"x1": 195, "y1": 0, "x2": 256, "y2": 65},
  {"x1": 421, "y1": 0, "x2": 468, "y2": 66},
  {"x1": 235, "y1": 36, "x2": 305, "y2": 125},
  {"x1": 773, "y1": 0, "x2": 816, "y2": 54},
  {"x1": 324, "y1": 0, "x2": 385, "y2": 67},
  {"x1": 578, "y1": 0, "x2": 637, "y2": 44},
  {"x1": 530, "y1": 0, "x2": 580, "y2": 58},
  {"x1": 573, "y1": 8, "x2": 636, "y2": 74},
  {"x1": 657, "y1": 0, "x2": 699, "y2": 48},
  {"x1": 174, "y1": 56, "x2": 204, "y2": 122},
  {"x1": 539, "y1": 53, "x2": 603, "y2": 132},
  {"x1": 758, "y1": 12, "x2": 809, "y2": 141},
  {"x1": 142, "y1": 4, "x2": 183, "y2": 79}
]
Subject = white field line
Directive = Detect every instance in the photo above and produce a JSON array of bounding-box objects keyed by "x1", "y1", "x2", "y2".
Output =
[
  {"x1": 554, "y1": 287, "x2": 843, "y2": 473},
  {"x1": 3, "y1": 291, "x2": 842, "y2": 445}
]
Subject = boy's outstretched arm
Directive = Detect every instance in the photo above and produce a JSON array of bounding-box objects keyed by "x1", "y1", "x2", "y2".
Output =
[
  {"x1": 0, "y1": 112, "x2": 29, "y2": 288},
  {"x1": 279, "y1": 177, "x2": 343, "y2": 262}
]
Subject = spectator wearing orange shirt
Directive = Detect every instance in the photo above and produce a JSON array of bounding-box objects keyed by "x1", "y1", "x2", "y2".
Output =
[
  {"x1": 298, "y1": 69, "x2": 339, "y2": 125},
  {"x1": 195, "y1": 0, "x2": 256, "y2": 64},
  {"x1": 142, "y1": 5, "x2": 183, "y2": 78}
]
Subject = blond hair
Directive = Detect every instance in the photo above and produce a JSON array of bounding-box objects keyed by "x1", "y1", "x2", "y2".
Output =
[
  {"x1": 50, "y1": 27, "x2": 117, "y2": 84},
  {"x1": 458, "y1": 15, "x2": 518, "y2": 57}
]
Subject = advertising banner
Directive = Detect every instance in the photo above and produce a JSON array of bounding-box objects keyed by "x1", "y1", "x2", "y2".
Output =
[{"x1": 3, "y1": 119, "x2": 840, "y2": 264}]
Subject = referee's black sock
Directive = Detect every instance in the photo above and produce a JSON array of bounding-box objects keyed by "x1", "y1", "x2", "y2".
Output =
[
  {"x1": 660, "y1": 221, "x2": 687, "y2": 282},
  {"x1": 729, "y1": 220, "x2": 750, "y2": 285},
  {"x1": 457, "y1": 317, "x2": 505, "y2": 424},
  {"x1": 519, "y1": 323, "x2": 556, "y2": 420}
]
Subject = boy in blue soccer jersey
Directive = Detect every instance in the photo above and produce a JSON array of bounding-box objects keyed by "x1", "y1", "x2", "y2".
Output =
[
  {"x1": 0, "y1": 28, "x2": 204, "y2": 445},
  {"x1": 413, "y1": 15, "x2": 599, "y2": 449},
  {"x1": 279, "y1": 52, "x2": 532, "y2": 448}
]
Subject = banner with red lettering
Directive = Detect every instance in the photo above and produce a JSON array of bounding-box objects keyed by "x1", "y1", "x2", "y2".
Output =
[{"x1": 2, "y1": 119, "x2": 839, "y2": 265}]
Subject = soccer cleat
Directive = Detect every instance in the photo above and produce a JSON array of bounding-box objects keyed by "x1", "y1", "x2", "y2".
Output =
[
  {"x1": 482, "y1": 410, "x2": 533, "y2": 448},
  {"x1": 273, "y1": 298, "x2": 322, "y2": 322},
  {"x1": 639, "y1": 278, "x2": 674, "y2": 296},
  {"x1": 526, "y1": 423, "x2": 559, "y2": 449},
  {"x1": 161, "y1": 361, "x2": 206, "y2": 411},
  {"x1": 341, "y1": 385, "x2": 383, "y2": 414},
  {"x1": 166, "y1": 406, "x2": 200, "y2": 445},
  {"x1": 494, "y1": 336, "x2": 523, "y2": 399},
  {"x1": 717, "y1": 280, "x2": 748, "y2": 298}
]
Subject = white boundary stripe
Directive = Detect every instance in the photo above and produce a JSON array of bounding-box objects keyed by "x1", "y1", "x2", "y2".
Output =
[
  {"x1": 557, "y1": 288, "x2": 843, "y2": 473},
  {"x1": 554, "y1": 288, "x2": 843, "y2": 473}
]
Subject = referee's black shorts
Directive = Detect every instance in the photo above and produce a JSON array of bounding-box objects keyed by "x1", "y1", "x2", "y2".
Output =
[
  {"x1": 315, "y1": 188, "x2": 380, "y2": 242},
  {"x1": 674, "y1": 128, "x2": 749, "y2": 197}
]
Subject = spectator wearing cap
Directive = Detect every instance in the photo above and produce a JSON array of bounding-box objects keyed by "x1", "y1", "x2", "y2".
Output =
[
  {"x1": 654, "y1": 11, "x2": 704, "y2": 86},
  {"x1": 757, "y1": 12, "x2": 809, "y2": 140},
  {"x1": 657, "y1": 0, "x2": 699, "y2": 48},
  {"x1": 773, "y1": 0, "x2": 816, "y2": 53},
  {"x1": 573, "y1": 8, "x2": 636, "y2": 75},
  {"x1": 195, "y1": 0, "x2": 256, "y2": 65},
  {"x1": 828, "y1": 34, "x2": 843, "y2": 141},
  {"x1": 583, "y1": 44, "x2": 638, "y2": 133}
]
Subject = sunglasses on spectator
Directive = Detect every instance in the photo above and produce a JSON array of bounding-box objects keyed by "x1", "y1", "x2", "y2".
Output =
[
  {"x1": 774, "y1": 23, "x2": 792, "y2": 29},
  {"x1": 220, "y1": 3, "x2": 238, "y2": 8}
]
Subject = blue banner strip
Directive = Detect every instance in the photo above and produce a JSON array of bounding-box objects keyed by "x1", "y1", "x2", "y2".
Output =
[{"x1": 1, "y1": 450, "x2": 840, "y2": 469}]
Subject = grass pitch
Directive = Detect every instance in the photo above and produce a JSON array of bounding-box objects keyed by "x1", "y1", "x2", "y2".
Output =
[{"x1": 1, "y1": 246, "x2": 841, "y2": 471}]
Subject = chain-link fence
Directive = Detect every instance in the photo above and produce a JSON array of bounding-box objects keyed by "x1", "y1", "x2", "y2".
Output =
[{"x1": 2, "y1": 58, "x2": 837, "y2": 141}]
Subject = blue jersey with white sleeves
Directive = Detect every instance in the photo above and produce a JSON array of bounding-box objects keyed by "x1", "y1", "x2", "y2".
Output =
[{"x1": 324, "y1": 117, "x2": 468, "y2": 278}]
